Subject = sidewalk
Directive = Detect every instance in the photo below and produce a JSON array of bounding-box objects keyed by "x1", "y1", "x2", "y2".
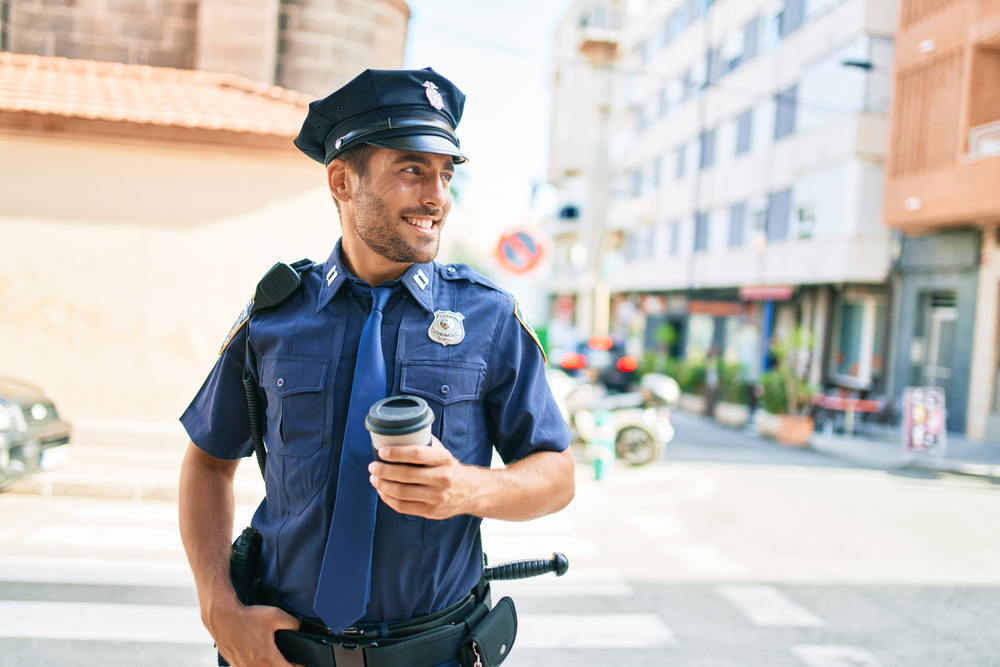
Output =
[
  {"x1": 810, "y1": 428, "x2": 1000, "y2": 479},
  {"x1": 7, "y1": 425, "x2": 266, "y2": 502}
]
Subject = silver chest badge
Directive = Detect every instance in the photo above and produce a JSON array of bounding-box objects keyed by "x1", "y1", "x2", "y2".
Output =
[
  {"x1": 429, "y1": 310, "x2": 465, "y2": 346},
  {"x1": 423, "y1": 81, "x2": 444, "y2": 110}
]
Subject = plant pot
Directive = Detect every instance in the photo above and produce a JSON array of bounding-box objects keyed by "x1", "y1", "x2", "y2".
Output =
[
  {"x1": 775, "y1": 415, "x2": 815, "y2": 447},
  {"x1": 714, "y1": 401, "x2": 750, "y2": 428},
  {"x1": 679, "y1": 393, "x2": 706, "y2": 415},
  {"x1": 754, "y1": 410, "x2": 782, "y2": 438}
]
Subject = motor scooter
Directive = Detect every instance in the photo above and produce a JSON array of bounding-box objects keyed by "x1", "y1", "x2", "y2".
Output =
[{"x1": 547, "y1": 369, "x2": 679, "y2": 465}]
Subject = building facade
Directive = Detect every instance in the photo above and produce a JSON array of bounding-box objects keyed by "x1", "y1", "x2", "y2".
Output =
[
  {"x1": 883, "y1": 0, "x2": 1000, "y2": 440},
  {"x1": 547, "y1": 0, "x2": 897, "y2": 405},
  {"x1": 0, "y1": 0, "x2": 409, "y2": 96}
]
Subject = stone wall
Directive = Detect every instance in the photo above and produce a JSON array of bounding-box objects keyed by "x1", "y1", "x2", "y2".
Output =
[
  {"x1": 4, "y1": 0, "x2": 198, "y2": 69},
  {"x1": 1, "y1": 0, "x2": 408, "y2": 94},
  {"x1": 274, "y1": 0, "x2": 408, "y2": 96}
]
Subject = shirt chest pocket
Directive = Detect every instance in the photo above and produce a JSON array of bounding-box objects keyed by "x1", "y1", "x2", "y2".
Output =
[
  {"x1": 400, "y1": 361, "x2": 484, "y2": 460},
  {"x1": 261, "y1": 355, "x2": 331, "y2": 458}
]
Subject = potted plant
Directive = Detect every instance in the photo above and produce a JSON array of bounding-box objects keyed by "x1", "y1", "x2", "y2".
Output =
[
  {"x1": 674, "y1": 359, "x2": 708, "y2": 415},
  {"x1": 713, "y1": 361, "x2": 751, "y2": 428},
  {"x1": 758, "y1": 328, "x2": 816, "y2": 446}
]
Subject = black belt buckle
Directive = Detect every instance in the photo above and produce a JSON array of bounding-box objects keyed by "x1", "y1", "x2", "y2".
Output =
[{"x1": 330, "y1": 641, "x2": 367, "y2": 667}]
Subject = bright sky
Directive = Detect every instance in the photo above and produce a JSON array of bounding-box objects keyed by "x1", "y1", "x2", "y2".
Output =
[{"x1": 403, "y1": 0, "x2": 574, "y2": 267}]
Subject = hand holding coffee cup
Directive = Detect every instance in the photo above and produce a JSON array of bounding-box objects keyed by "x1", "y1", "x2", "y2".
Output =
[{"x1": 365, "y1": 396, "x2": 435, "y2": 463}]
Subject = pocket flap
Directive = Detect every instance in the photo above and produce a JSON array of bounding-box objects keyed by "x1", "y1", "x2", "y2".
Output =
[
  {"x1": 459, "y1": 596, "x2": 517, "y2": 667},
  {"x1": 401, "y1": 362, "x2": 484, "y2": 405},
  {"x1": 261, "y1": 355, "x2": 329, "y2": 397}
]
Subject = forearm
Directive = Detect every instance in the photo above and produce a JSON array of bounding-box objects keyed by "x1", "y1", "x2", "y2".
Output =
[
  {"x1": 178, "y1": 442, "x2": 241, "y2": 624},
  {"x1": 463, "y1": 448, "x2": 575, "y2": 521}
]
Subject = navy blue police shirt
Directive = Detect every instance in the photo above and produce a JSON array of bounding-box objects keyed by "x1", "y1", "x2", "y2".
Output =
[{"x1": 181, "y1": 240, "x2": 570, "y2": 624}]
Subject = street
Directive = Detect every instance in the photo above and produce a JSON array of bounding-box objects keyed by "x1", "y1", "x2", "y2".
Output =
[{"x1": 1, "y1": 413, "x2": 999, "y2": 667}]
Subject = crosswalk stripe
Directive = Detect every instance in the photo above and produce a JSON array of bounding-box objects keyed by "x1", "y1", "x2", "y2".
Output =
[
  {"x1": 666, "y1": 543, "x2": 747, "y2": 576},
  {"x1": 625, "y1": 512, "x2": 690, "y2": 538},
  {"x1": 516, "y1": 613, "x2": 677, "y2": 649},
  {"x1": 21, "y1": 524, "x2": 184, "y2": 551},
  {"x1": 0, "y1": 601, "x2": 211, "y2": 644},
  {"x1": 792, "y1": 645, "x2": 883, "y2": 667},
  {"x1": 0, "y1": 559, "x2": 195, "y2": 588},
  {"x1": 715, "y1": 585, "x2": 824, "y2": 627}
]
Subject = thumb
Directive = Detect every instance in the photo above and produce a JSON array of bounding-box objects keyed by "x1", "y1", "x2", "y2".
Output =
[{"x1": 267, "y1": 607, "x2": 301, "y2": 632}]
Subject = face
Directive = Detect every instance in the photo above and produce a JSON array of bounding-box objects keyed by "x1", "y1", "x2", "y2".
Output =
[{"x1": 350, "y1": 148, "x2": 455, "y2": 265}]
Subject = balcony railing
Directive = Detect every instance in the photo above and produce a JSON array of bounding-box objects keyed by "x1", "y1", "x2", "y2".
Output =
[{"x1": 968, "y1": 120, "x2": 1000, "y2": 161}]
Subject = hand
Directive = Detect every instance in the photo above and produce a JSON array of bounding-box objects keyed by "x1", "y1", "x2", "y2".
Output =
[
  {"x1": 368, "y1": 436, "x2": 479, "y2": 520},
  {"x1": 208, "y1": 600, "x2": 303, "y2": 667}
]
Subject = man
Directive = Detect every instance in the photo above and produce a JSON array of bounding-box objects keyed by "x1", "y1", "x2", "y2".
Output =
[{"x1": 178, "y1": 68, "x2": 575, "y2": 667}]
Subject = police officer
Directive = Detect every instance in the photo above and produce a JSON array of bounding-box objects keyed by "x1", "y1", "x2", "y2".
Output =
[{"x1": 178, "y1": 68, "x2": 574, "y2": 667}]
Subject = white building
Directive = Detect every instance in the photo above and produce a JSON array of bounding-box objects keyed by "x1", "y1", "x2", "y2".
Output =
[{"x1": 549, "y1": 0, "x2": 897, "y2": 397}]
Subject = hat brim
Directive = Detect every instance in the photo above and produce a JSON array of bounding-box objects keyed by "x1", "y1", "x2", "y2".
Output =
[{"x1": 367, "y1": 134, "x2": 468, "y2": 164}]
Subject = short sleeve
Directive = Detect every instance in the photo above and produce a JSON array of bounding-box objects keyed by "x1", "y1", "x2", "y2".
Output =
[
  {"x1": 180, "y1": 323, "x2": 256, "y2": 460},
  {"x1": 485, "y1": 297, "x2": 571, "y2": 464}
]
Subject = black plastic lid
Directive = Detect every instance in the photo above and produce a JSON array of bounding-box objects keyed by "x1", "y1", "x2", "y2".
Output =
[{"x1": 365, "y1": 395, "x2": 435, "y2": 435}]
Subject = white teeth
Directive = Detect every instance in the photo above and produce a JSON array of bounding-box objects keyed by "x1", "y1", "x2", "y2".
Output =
[{"x1": 405, "y1": 218, "x2": 433, "y2": 230}]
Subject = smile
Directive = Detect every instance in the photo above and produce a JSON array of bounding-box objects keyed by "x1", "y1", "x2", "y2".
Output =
[{"x1": 403, "y1": 216, "x2": 436, "y2": 232}]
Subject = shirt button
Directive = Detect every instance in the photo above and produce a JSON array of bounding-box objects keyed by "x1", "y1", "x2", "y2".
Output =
[
  {"x1": 440, "y1": 385, "x2": 450, "y2": 395},
  {"x1": 277, "y1": 378, "x2": 285, "y2": 388},
  {"x1": 346, "y1": 290, "x2": 353, "y2": 297},
  {"x1": 447, "y1": 266, "x2": 456, "y2": 273}
]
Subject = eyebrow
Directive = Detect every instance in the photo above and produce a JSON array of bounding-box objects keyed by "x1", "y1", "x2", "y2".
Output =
[{"x1": 393, "y1": 152, "x2": 455, "y2": 172}]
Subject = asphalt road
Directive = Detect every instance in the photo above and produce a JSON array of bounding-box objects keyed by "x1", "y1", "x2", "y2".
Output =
[{"x1": 1, "y1": 413, "x2": 999, "y2": 667}]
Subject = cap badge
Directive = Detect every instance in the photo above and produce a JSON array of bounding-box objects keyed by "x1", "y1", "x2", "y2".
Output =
[
  {"x1": 429, "y1": 310, "x2": 465, "y2": 347},
  {"x1": 422, "y1": 81, "x2": 444, "y2": 110}
]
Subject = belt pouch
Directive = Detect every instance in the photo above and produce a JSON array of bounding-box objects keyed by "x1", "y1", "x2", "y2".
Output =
[{"x1": 458, "y1": 596, "x2": 517, "y2": 667}]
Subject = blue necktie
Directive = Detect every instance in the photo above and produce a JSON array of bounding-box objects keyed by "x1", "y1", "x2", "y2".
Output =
[{"x1": 314, "y1": 286, "x2": 391, "y2": 633}]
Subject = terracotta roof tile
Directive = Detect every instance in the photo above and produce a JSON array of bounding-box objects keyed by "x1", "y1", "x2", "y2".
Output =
[{"x1": 0, "y1": 53, "x2": 314, "y2": 137}]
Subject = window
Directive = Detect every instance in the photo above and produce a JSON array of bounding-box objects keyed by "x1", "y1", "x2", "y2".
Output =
[
  {"x1": 694, "y1": 213, "x2": 710, "y2": 251},
  {"x1": 766, "y1": 189, "x2": 792, "y2": 241},
  {"x1": 735, "y1": 109, "x2": 754, "y2": 155},
  {"x1": 676, "y1": 144, "x2": 687, "y2": 180},
  {"x1": 719, "y1": 30, "x2": 745, "y2": 75},
  {"x1": 558, "y1": 205, "x2": 579, "y2": 220},
  {"x1": 743, "y1": 16, "x2": 760, "y2": 62},
  {"x1": 829, "y1": 292, "x2": 888, "y2": 388},
  {"x1": 729, "y1": 203, "x2": 747, "y2": 247},
  {"x1": 780, "y1": 0, "x2": 805, "y2": 38},
  {"x1": 774, "y1": 85, "x2": 798, "y2": 140},
  {"x1": 670, "y1": 220, "x2": 681, "y2": 255},
  {"x1": 797, "y1": 204, "x2": 816, "y2": 238},
  {"x1": 632, "y1": 169, "x2": 643, "y2": 197},
  {"x1": 699, "y1": 129, "x2": 716, "y2": 170}
]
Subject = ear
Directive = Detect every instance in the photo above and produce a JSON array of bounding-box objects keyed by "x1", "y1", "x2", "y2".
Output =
[{"x1": 327, "y1": 160, "x2": 351, "y2": 206}]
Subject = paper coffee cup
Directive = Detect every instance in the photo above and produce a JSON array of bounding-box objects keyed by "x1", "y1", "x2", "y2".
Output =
[{"x1": 365, "y1": 395, "x2": 435, "y2": 461}]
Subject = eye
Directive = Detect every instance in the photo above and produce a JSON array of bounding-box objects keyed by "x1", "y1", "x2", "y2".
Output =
[
  {"x1": 403, "y1": 166, "x2": 421, "y2": 175},
  {"x1": 441, "y1": 173, "x2": 453, "y2": 183}
]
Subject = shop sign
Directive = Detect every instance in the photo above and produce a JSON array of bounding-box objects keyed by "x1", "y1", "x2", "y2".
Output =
[
  {"x1": 902, "y1": 387, "x2": 947, "y2": 458},
  {"x1": 686, "y1": 301, "x2": 743, "y2": 317},
  {"x1": 739, "y1": 285, "x2": 794, "y2": 301}
]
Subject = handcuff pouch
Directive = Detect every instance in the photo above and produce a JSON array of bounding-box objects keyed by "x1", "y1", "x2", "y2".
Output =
[{"x1": 458, "y1": 596, "x2": 516, "y2": 667}]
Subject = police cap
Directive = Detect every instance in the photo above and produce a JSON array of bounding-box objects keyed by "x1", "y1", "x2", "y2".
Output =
[{"x1": 295, "y1": 68, "x2": 467, "y2": 166}]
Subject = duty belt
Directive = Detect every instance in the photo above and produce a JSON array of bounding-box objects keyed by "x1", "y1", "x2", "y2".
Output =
[{"x1": 256, "y1": 584, "x2": 490, "y2": 667}]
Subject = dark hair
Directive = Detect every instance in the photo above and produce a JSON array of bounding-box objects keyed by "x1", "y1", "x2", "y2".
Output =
[{"x1": 332, "y1": 142, "x2": 379, "y2": 213}]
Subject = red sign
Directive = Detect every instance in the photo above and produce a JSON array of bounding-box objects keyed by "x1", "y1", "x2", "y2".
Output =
[
  {"x1": 739, "y1": 285, "x2": 794, "y2": 301},
  {"x1": 495, "y1": 228, "x2": 546, "y2": 275},
  {"x1": 687, "y1": 301, "x2": 743, "y2": 317}
]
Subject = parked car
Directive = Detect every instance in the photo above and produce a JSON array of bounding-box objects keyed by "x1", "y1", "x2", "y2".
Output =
[
  {"x1": 556, "y1": 335, "x2": 639, "y2": 392},
  {"x1": 0, "y1": 376, "x2": 72, "y2": 491}
]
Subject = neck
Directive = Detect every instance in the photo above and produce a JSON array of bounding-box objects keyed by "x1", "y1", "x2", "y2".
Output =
[{"x1": 338, "y1": 229, "x2": 411, "y2": 288}]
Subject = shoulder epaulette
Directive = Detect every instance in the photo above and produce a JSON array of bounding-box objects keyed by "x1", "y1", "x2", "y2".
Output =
[{"x1": 439, "y1": 263, "x2": 504, "y2": 293}]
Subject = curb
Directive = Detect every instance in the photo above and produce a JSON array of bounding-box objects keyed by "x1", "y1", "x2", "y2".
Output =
[{"x1": 810, "y1": 440, "x2": 1000, "y2": 480}]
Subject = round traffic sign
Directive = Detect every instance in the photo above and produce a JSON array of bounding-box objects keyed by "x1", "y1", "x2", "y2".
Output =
[{"x1": 495, "y1": 228, "x2": 546, "y2": 274}]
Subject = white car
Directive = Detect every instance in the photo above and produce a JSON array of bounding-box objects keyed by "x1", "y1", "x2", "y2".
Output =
[{"x1": 0, "y1": 376, "x2": 72, "y2": 491}]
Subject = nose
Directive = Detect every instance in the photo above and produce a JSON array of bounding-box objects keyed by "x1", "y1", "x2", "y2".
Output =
[{"x1": 421, "y1": 171, "x2": 450, "y2": 209}]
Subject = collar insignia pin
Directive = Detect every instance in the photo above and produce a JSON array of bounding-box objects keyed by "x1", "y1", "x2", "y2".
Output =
[
  {"x1": 326, "y1": 265, "x2": 338, "y2": 286},
  {"x1": 422, "y1": 81, "x2": 444, "y2": 110},
  {"x1": 413, "y1": 269, "x2": 429, "y2": 291},
  {"x1": 429, "y1": 310, "x2": 465, "y2": 347}
]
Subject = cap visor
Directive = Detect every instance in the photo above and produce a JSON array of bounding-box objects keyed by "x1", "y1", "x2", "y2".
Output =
[{"x1": 367, "y1": 134, "x2": 468, "y2": 164}]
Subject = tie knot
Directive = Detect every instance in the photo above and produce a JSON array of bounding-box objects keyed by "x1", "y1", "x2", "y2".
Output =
[{"x1": 369, "y1": 286, "x2": 391, "y2": 313}]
